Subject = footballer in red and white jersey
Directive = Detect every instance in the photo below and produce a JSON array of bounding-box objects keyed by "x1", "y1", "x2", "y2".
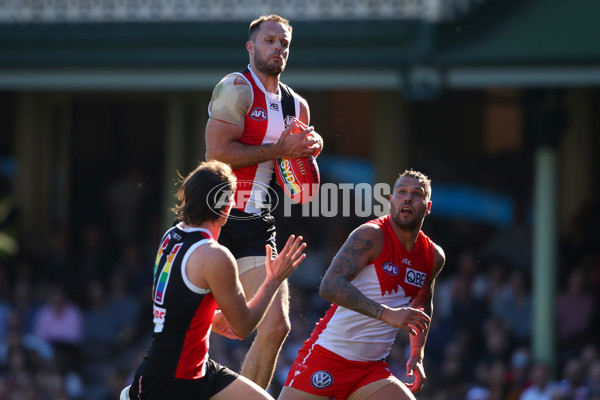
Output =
[
  {"x1": 305, "y1": 215, "x2": 436, "y2": 362},
  {"x1": 208, "y1": 65, "x2": 302, "y2": 214}
]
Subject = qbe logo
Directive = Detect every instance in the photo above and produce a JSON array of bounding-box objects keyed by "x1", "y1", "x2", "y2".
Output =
[
  {"x1": 310, "y1": 371, "x2": 333, "y2": 389},
  {"x1": 405, "y1": 267, "x2": 427, "y2": 288}
]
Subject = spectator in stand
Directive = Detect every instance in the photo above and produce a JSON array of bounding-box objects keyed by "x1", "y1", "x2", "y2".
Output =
[
  {"x1": 504, "y1": 347, "x2": 532, "y2": 400},
  {"x1": 465, "y1": 360, "x2": 492, "y2": 400},
  {"x1": 113, "y1": 242, "x2": 149, "y2": 296},
  {"x1": 107, "y1": 271, "x2": 141, "y2": 347},
  {"x1": 83, "y1": 280, "x2": 121, "y2": 351},
  {"x1": 487, "y1": 359, "x2": 509, "y2": 400},
  {"x1": 519, "y1": 361, "x2": 560, "y2": 400},
  {"x1": 480, "y1": 258, "x2": 508, "y2": 306},
  {"x1": 587, "y1": 359, "x2": 600, "y2": 399},
  {"x1": 436, "y1": 247, "x2": 485, "y2": 321},
  {"x1": 554, "y1": 357, "x2": 589, "y2": 400},
  {"x1": 11, "y1": 278, "x2": 40, "y2": 335},
  {"x1": 33, "y1": 284, "x2": 83, "y2": 373},
  {"x1": 556, "y1": 267, "x2": 594, "y2": 356},
  {"x1": 436, "y1": 339, "x2": 469, "y2": 399},
  {"x1": 490, "y1": 268, "x2": 532, "y2": 345},
  {"x1": 484, "y1": 318, "x2": 513, "y2": 363},
  {"x1": 82, "y1": 280, "x2": 119, "y2": 400}
]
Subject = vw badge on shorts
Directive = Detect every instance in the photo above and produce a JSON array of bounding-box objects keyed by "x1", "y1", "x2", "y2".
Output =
[{"x1": 311, "y1": 371, "x2": 333, "y2": 389}]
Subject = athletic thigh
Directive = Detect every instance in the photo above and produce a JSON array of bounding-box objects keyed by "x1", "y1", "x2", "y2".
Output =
[
  {"x1": 348, "y1": 377, "x2": 416, "y2": 400},
  {"x1": 210, "y1": 375, "x2": 273, "y2": 400},
  {"x1": 239, "y1": 262, "x2": 290, "y2": 322},
  {"x1": 277, "y1": 386, "x2": 329, "y2": 400},
  {"x1": 238, "y1": 258, "x2": 267, "y2": 299}
]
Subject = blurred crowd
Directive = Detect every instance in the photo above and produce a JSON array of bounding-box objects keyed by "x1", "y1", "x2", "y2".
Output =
[{"x1": 0, "y1": 168, "x2": 599, "y2": 400}]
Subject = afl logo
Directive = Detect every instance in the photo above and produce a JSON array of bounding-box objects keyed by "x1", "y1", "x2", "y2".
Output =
[
  {"x1": 382, "y1": 262, "x2": 399, "y2": 276},
  {"x1": 311, "y1": 371, "x2": 333, "y2": 389},
  {"x1": 249, "y1": 107, "x2": 267, "y2": 121}
]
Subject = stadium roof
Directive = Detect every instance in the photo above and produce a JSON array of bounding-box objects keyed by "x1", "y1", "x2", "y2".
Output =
[{"x1": 0, "y1": 0, "x2": 598, "y2": 88}]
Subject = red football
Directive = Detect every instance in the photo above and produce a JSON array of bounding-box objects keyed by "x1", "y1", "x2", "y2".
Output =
[
  {"x1": 274, "y1": 155, "x2": 320, "y2": 204},
  {"x1": 274, "y1": 118, "x2": 321, "y2": 204},
  {"x1": 292, "y1": 118, "x2": 322, "y2": 158}
]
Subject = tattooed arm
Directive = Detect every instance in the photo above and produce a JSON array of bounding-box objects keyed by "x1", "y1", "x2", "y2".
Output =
[
  {"x1": 405, "y1": 242, "x2": 446, "y2": 394},
  {"x1": 319, "y1": 224, "x2": 430, "y2": 335},
  {"x1": 319, "y1": 224, "x2": 383, "y2": 318}
]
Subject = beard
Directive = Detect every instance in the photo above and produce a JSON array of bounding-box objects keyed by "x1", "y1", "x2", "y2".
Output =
[
  {"x1": 253, "y1": 52, "x2": 285, "y2": 76},
  {"x1": 391, "y1": 205, "x2": 425, "y2": 232}
]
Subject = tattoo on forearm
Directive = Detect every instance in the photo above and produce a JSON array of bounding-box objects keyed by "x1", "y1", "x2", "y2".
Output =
[{"x1": 375, "y1": 304, "x2": 383, "y2": 320}]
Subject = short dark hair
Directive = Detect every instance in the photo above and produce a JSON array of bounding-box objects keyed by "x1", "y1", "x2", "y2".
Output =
[
  {"x1": 249, "y1": 14, "x2": 292, "y2": 41},
  {"x1": 394, "y1": 169, "x2": 432, "y2": 199},
  {"x1": 172, "y1": 160, "x2": 236, "y2": 226}
]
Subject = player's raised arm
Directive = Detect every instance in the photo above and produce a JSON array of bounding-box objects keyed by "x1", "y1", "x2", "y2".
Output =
[{"x1": 193, "y1": 235, "x2": 305, "y2": 339}]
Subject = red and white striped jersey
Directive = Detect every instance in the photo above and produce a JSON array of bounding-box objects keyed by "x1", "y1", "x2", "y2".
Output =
[{"x1": 309, "y1": 215, "x2": 436, "y2": 361}]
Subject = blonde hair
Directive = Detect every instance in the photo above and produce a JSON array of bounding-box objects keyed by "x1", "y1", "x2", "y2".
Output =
[{"x1": 394, "y1": 169, "x2": 432, "y2": 199}]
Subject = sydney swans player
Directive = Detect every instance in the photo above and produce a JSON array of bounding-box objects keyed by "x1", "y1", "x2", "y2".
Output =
[{"x1": 278, "y1": 170, "x2": 445, "y2": 400}]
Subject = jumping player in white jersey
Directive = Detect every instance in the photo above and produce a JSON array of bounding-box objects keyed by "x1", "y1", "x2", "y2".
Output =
[
  {"x1": 278, "y1": 170, "x2": 446, "y2": 400},
  {"x1": 120, "y1": 160, "x2": 306, "y2": 400},
  {"x1": 205, "y1": 14, "x2": 323, "y2": 390}
]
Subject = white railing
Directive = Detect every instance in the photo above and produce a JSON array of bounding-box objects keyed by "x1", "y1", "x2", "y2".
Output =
[{"x1": 0, "y1": 0, "x2": 486, "y2": 23}]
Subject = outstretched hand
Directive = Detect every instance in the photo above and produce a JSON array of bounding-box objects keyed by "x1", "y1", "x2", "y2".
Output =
[{"x1": 265, "y1": 235, "x2": 306, "y2": 283}]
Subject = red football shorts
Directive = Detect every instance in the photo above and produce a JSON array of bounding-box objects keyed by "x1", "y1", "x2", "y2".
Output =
[{"x1": 283, "y1": 344, "x2": 394, "y2": 399}]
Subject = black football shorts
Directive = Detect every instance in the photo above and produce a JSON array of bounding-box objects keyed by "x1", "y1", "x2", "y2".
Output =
[{"x1": 127, "y1": 359, "x2": 238, "y2": 400}]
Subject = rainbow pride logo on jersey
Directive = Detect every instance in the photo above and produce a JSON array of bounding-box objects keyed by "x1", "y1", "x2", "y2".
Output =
[{"x1": 153, "y1": 238, "x2": 182, "y2": 305}]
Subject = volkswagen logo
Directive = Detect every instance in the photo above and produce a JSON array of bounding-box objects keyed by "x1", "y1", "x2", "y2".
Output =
[{"x1": 310, "y1": 371, "x2": 333, "y2": 389}]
